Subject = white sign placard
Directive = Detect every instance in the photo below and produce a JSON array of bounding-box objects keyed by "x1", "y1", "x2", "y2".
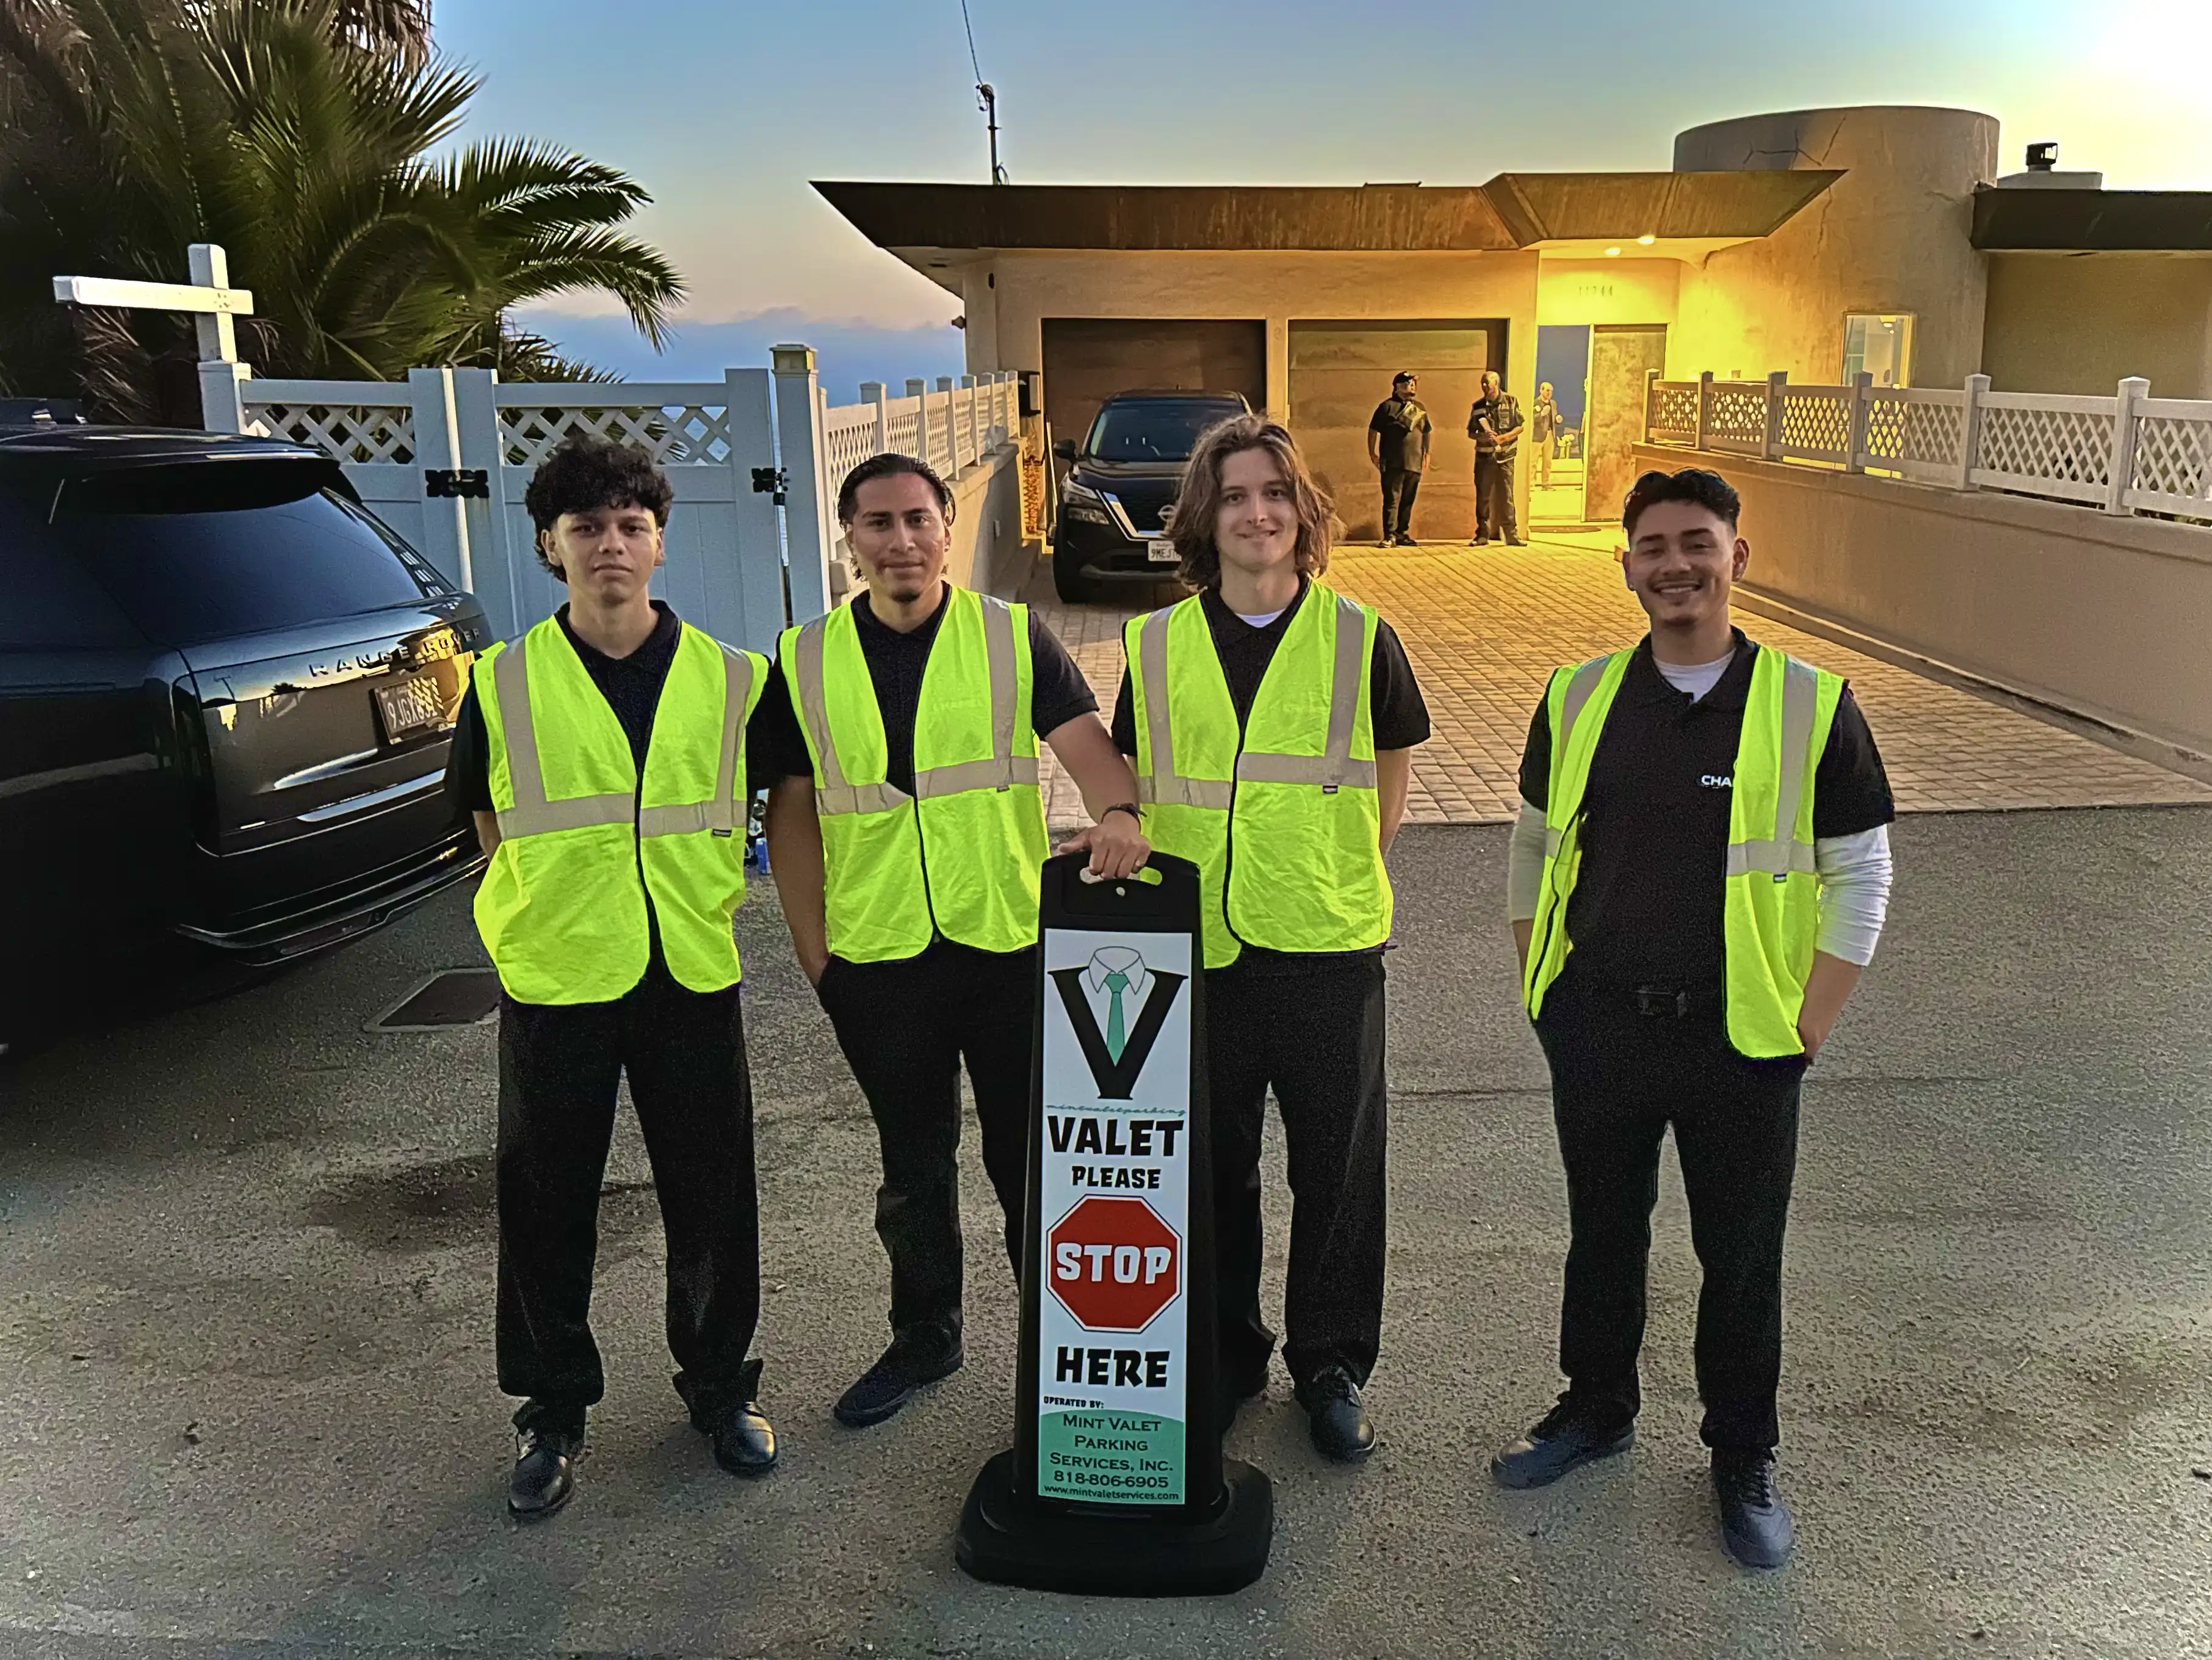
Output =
[{"x1": 1033, "y1": 923, "x2": 1194, "y2": 1506}]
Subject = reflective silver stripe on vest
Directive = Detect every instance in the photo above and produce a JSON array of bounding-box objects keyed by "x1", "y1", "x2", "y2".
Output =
[
  {"x1": 492, "y1": 634, "x2": 634, "y2": 838},
  {"x1": 496, "y1": 631, "x2": 754, "y2": 841},
  {"x1": 1137, "y1": 594, "x2": 1372, "y2": 808},
  {"x1": 1724, "y1": 656, "x2": 1821, "y2": 880},
  {"x1": 795, "y1": 595, "x2": 1029, "y2": 816},
  {"x1": 1556, "y1": 654, "x2": 1613, "y2": 758},
  {"x1": 1236, "y1": 594, "x2": 1375, "y2": 792}
]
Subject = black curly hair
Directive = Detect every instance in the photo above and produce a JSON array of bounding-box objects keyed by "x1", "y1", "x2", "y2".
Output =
[
  {"x1": 524, "y1": 435, "x2": 674, "y2": 574},
  {"x1": 1622, "y1": 466, "x2": 1741, "y2": 538}
]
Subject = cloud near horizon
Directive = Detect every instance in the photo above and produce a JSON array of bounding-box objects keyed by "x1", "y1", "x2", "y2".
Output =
[{"x1": 518, "y1": 307, "x2": 967, "y2": 402}]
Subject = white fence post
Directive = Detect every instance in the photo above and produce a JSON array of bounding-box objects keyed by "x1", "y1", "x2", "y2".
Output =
[
  {"x1": 1957, "y1": 374, "x2": 1989, "y2": 491},
  {"x1": 1845, "y1": 372, "x2": 1873, "y2": 474},
  {"x1": 774, "y1": 344, "x2": 836, "y2": 624},
  {"x1": 1643, "y1": 368, "x2": 1660, "y2": 442},
  {"x1": 725, "y1": 366, "x2": 787, "y2": 649},
  {"x1": 960, "y1": 374, "x2": 980, "y2": 468},
  {"x1": 936, "y1": 376, "x2": 956, "y2": 474},
  {"x1": 1763, "y1": 371, "x2": 1787, "y2": 462},
  {"x1": 447, "y1": 368, "x2": 516, "y2": 634},
  {"x1": 405, "y1": 366, "x2": 472, "y2": 593},
  {"x1": 908, "y1": 377, "x2": 931, "y2": 469},
  {"x1": 1694, "y1": 371, "x2": 1715, "y2": 451},
  {"x1": 2106, "y1": 377, "x2": 2149, "y2": 515},
  {"x1": 862, "y1": 380, "x2": 889, "y2": 454},
  {"x1": 185, "y1": 242, "x2": 250, "y2": 433}
]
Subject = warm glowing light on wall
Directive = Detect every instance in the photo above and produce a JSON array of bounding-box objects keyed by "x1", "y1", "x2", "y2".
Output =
[
  {"x1": 1604, "y1": 247, "x2": 1621, "y2": 257},
  {"x1": 1636, "y1": 234, "x2": 1656, "y2": 245}
]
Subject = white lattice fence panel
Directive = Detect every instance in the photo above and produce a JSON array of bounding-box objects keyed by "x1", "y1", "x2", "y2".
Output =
[
  {"x1": 884, "y1": 399, "x2": 921, "y2": 457},
  {"x1": 1705, "y1": 383, "x2": 1768, "y2": 454},
  {"x1": 1647, "y1": 383, "x2": 1699, "y2": 444},
  {"x1": 247, "y1": 401, "x2": 415, "y2": 465},
  {"x1": 2128, "y1": 406, "x2": 2212, "y2": 516},
  {"x1": 499, "y1": 403, "x2": 732, "y2": 468},
  {"x1": 822, "y1": 403, "x2": 881, "y2": 499},
  {"x1": 1779, "y1": 388, "x2": 1851, "y2": 462},
  {"x1": 1973, "y1": 399, "x2": 2113, "y2": 503}
]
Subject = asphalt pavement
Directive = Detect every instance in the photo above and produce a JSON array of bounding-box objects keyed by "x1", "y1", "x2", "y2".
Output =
[{"x1": 2, "y1": 808, "x2": 2210, "y2": 1659}]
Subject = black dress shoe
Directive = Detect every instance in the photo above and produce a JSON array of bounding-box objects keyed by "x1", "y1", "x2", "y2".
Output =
[
  {"x1": 1398, "y1": 534, "x2": 1421, "y2": 547},
  {"x1": 1491, "y1": 1401, "x2": 1634, "y2": 1490},
  {"x1": 507, "y1": 1426, "x2": 580, "y2": 1519},
  {"x1": 1296, "y1": 1365, "x2": 1376, "y2": 1463},
  {"x1": 1713, "y1": 1451, "x2": 1795, "y2": 1569},
  {"x1": 701, "y1": 1399, "x2": 778, "y2": 1476},
  {"x1": 1505, "y1": 535, "x2": 1525, "y2": 546},
  {"x1": 833, "y1": 1333, "x2": 964, "y2": 1427}
]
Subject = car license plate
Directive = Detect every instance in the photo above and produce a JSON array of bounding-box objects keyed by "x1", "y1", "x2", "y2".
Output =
[
  {"x1": 1146, "y1": 540, "x2": 1180, "y2": 563},
  {"x1": 374, "y1": 672, "x2": 452, "y2": 744}
]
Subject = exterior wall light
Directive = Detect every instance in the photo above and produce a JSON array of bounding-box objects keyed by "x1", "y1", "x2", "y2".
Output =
[
  {"x1": 1604, "y1": 247, "x2": 1621, "y2": 256},
  {"x1": 1636, "y1": 234, "x2": 1657, "y2": 245}
]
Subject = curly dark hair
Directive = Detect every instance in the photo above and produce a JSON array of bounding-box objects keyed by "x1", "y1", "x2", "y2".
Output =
[
  {"x1": 524, "y1": 436, "x2": 674, "y2": 574},
  {"x1": 836, "y1": 451, "x2": 955, "y2": 527},
  {"x1": 1622, "y1": 466, "x2": 1741, "y2": 538}
]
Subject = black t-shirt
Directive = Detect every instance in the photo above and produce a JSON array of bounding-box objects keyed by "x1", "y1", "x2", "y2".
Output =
[
  {"x1": 1368, "y1": 396, "x2": 1432, "y2": 473},
  {"x1": 1107, "y1": 579, "x2": 1430, "y2": 974},
  {"x1": 749, "y1": 585, "x2": 1100, "y2": 794},
  {"x1": 1107, "y1": 579, "x2": 1431, "y2": 756},
  {"x1": 1517, "y1": 630, "x2": 1895, "y2": 995}
]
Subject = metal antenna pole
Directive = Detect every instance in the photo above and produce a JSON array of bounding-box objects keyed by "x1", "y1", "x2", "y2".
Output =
[{"x1": 978, "y1": 82, "x2": 1006, "y2": 184}]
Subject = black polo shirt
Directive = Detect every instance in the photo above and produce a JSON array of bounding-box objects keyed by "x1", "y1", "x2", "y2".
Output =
[
  {"x1": 748, "y1": 585, "x2": 1100, "y2": 793},
  {"x1": 1517, "y1": 629, "x2": 1894, "y2": 995}
]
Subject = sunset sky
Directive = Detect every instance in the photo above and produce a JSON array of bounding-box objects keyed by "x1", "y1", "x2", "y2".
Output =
[{"x1": 434, "y1": 0, "x2": 2212, "y2": 382}]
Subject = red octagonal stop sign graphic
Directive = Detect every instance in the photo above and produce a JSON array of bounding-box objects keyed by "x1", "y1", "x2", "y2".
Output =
[{"x1": 1047, "y1": 1195, "x2": 1181, "y2": 1332}]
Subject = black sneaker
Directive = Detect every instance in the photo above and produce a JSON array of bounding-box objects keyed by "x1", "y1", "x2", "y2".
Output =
[
  {"x1": 1295, "y1": 1365, "x2": 1376, "y2": 1463},
  {"x1": 1397, "y1": 534, "x2": 1421, "y2": 548},
  {"x1": 1713, "y1": 1451, "x2": 1795, "y2": 1569},
  {"x1": 507, "y1": 1425, "x2": 581, "y2": 1519},
  {"x1": 1470, "y1": 535, "x2": 1490, "y2": 546},
  {"x1": 833, "y1": 1333, "x2": 964, "y2": 1428},
  {"x1": 1491, "y1": 1399, "x2": 1634, "y2": 1490}
]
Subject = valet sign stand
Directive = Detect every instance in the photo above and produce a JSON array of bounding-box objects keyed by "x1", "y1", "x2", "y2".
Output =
[{"x1": 956, "y1": 852, "x2": 1274, "y2": 1595}]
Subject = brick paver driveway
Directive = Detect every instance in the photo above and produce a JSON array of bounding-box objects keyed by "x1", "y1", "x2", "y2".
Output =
[{"x1": 1021, "y1": 531, "x2": 2211, "y2": 830}]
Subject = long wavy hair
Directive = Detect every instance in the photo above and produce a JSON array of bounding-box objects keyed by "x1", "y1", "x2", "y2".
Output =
[{"x1": 1168, "y1": 413, "x2": 1335, "y2": 590}]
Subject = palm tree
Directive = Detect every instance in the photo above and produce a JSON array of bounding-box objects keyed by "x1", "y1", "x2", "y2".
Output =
[{"x1": 0, "y1": 0, "x2": 680, "y2": 418}]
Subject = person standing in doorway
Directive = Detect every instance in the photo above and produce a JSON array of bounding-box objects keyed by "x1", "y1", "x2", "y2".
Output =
[
  {"x1": 755, "y1": 451, "x2": 1149, "y2": 1431},
  {"x1": 1467, "y1": 370, "x2": 1525, "y2": 546},
  {"x1": 1111, "y1": 413, "x2": 1429, "y2": 1463},
  {"x1": 1493, "y1": 467, "x2": 1896, "y2": 1570},
  {"x1": 445, "y1": 435, "x2": 779, "y2": 1518},
  {"x1": 1366, "y1": 371, "x2": 1431, "y2": 547},
  {"x1": 1532, "y1": 381, "x2": 1560, "y2": 490}
]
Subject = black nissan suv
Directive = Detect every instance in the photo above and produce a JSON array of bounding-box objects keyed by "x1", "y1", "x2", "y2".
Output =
[
  {"x1": 1050, "y1": 390, "x2": 1249, "y2": 601},
  {"x1": 0, "y1": 428, "x2": 492, "y2": 1040}
]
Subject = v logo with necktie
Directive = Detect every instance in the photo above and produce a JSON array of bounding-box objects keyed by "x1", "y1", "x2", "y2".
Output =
[{"x1": 1048, "y1": 946, "x2": 1188, "y2": 1100}]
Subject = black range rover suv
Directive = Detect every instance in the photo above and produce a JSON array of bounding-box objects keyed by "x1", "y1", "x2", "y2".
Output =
[
  {"x1": 1050, "y1": 389, "x2": 1249, "y2": 601},
  {"x1": 0, "y1": 429, "x2": 491, "y2": 1035}
]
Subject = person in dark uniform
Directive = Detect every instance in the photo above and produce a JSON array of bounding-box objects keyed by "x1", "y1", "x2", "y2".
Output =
[
  {"x1": 1493, "y1": 466, "x2": 1896, "y2": 1570},
  {"x1": 1467, "y1": 371, "x2": 1524, "y2": 546},
  {"x1": 1366, "y1": 371, "x2": 1432, "y2": 547},
  {"x1": 443, "y1": 436, "x2": 781, "y2": 1518},
  {"x1": 751, "y1": 451, "x2": 1148, "y2": 1430},
  {"x1": 1111, "y1": 413, "x2": 1430, "y2": 1462}
]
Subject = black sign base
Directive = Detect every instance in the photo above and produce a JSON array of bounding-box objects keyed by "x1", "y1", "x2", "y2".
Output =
[{"x1": 955, "y1": 1449, "x2": 1273, "y2": 1597}]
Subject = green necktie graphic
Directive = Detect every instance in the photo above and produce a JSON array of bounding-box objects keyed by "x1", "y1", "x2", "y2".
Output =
[{"x1": 1104, "y1": 970, "x2": 1131, "y2": 1062}]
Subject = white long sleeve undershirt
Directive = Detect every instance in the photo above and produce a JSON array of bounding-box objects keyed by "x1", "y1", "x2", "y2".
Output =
[{"x1": 1505, "y1": 803, "x2": 1893, "y2": 966}]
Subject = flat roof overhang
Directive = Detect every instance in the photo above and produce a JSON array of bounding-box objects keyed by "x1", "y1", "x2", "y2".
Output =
[
  {"x1": 814, "y1": 171, "x2": 1845, "y2": 285},
  {"x1": 1973, "y1": 187, "x2": 2212, "y2": 252}
]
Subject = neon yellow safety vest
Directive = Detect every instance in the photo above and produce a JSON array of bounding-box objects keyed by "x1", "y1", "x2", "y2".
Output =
[
  {"x1": 1126, "y1": 582, "x2": 1392, "y2": 970},
  {"x1": 472, "y1": 615, "x2": 767, "y2": 1005},
  {"x1": 779, "y1": 587, "x2": 1049, "y2": 963},
  {"x1": 1521, "y1": 643, "x2": 1845, "y2": 1057}
]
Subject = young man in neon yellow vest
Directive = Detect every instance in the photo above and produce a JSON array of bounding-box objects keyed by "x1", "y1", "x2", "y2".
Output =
[
  {"x1": 1494, "y1": 467, "x2": 1896, "y2": 1571},
  {"x1": 755, "y1": 452, "x2": 1149, "y2": 1429},
  {"x1": 445, "y1": 437, "x2": 779, "y2": 1518},
  {"x1": 1110, "y1": 414, "x2": 1431, "y2": 1463}
]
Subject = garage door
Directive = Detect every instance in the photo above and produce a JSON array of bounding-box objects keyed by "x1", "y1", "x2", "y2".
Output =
[
  {"x1": 1289, "y1": 321, "x2": 1503, "y2": 545},
  {"x1": 1041, "y1": 319, "x2": 1267, "y2": 457}
]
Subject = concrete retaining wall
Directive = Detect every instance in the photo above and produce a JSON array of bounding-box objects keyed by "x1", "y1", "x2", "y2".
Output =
[{"x1": 1633, "y1": 443, "x2": 2212, "y2": 764}]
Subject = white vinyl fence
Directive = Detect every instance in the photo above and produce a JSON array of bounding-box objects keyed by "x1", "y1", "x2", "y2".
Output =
[
  {"x1": 1644, "y1": 370, "x2": 2212, "y2": 523},
  {"x1": 225, "y1": 353, "x2": 1017, "y2": 653}
]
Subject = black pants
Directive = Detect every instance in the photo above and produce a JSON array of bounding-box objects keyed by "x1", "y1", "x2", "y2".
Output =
[
  {"x1": 1379, "y1": 469, "x2": 1421, "y2": 540},
  {"x1": 1534, "y1": 972, "x2": 1805, "y2": 1452},
  {"x1": 815, "y1": 940, "x2": 1035, "y2": 1345},
  {"x1": 1209, "y1": 954, "x2": 1389, "y2": 1390},
  {"x1": 496, "y1": 969, "x2": 761, "y2": 1436},
  {"x1": 1475, "y1": 452, "x2": 1518, "y2": 539}
]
